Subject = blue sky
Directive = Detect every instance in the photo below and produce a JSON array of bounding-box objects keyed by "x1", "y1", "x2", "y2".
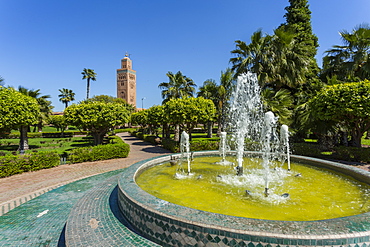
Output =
[{"x1": 1, "y1": 0, "x2": 369, "y2": 112}]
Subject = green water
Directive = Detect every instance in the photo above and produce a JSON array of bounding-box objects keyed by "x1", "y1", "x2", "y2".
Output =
[{"x1": 136, "y1": 156, "x2": 370, "y2": 221}]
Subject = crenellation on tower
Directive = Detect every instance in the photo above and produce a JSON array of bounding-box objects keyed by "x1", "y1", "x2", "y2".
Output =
[{"x1": 117, "y1": 53, "x2": 136, "y2": 107}]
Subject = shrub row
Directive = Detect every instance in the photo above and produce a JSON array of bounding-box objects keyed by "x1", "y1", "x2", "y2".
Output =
[
  {"x1": 0, "y1": 151, "x2": 60, "y2": 178},
  {"x1": 68, "y1": 143, "x2": 130, "y2": 163},
  {"x1": 292, "y1": 142, "x2": 370, "y2": 163},
  {"x1": 1, "y1": 131, "x2": 88, "y2": 139}
]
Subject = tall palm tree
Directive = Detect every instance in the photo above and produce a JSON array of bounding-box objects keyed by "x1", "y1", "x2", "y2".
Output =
[
  {"x1": 81, "y1": 68, "x2": 97, "y2": 99},
  {"x1": 197, "y1": 79, "x2": 218, "y2": 137},
  {"x1": 322, "y1": 24, "x2": 370, "y2": 82},
  {"x1": 158, "y1": 71, "x2": 196, "y2": 104},
  {"x1": 58, "y1": 88, "x2": 75, "y2": 109},
  {"x1": 158, "y1": 71, "x2": 196, "y2": 141},
  {"x1": 230, "y1": 29, "x2": 309, "y2": 91}
]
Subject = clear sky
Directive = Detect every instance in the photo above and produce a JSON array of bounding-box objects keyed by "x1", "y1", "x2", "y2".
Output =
[{"x1": 1, "y1": 0, "x2": 369, "y2": 112}]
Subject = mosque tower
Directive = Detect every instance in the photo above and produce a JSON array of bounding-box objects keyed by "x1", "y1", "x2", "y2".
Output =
[{"x1": 117, "y1": 53, "x2": 136, "y2": 107}]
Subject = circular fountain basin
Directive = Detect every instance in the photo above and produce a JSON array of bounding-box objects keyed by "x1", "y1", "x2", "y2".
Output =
[{"x1": 118, "y1": 151, "x2": 370, "y2": 247}]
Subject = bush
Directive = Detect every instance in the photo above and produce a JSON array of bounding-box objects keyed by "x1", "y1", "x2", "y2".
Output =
[
  {"x1": 332, "y1": 146, "x2": 370, "y2": 163},
  {"x1": 114, "y1": 128, "x2": 137, "y2": 134},
  {"x1": 0, "y1": 151, "x2": 60, "y2": 178},
  {"x1": 42, "y1": 132, "x2": 73, "y2": 138},
  {"x1": 68, "y1": 143, "x2": 130, "y2": 163},
  {"x1": 190, "y1": 139, "x2": 219, "y2": 151},
  {"x1": 162, "y1": 138, "x2": 179, "y2": 153}
]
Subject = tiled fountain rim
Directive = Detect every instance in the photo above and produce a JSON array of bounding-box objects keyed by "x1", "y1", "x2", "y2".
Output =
[{"x1": 118, "y1": 151, "x2": 370, "y2": 239}]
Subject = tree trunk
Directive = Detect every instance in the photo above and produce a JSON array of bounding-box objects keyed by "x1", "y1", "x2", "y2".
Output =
[
  {"x1": 207, "y1": 121, "x2": 213, "y2": 138},
  {"x1": 93, "y1": 132, "x2": 105, "y2": 145},
  {"x1": 18, "y1": 125, "x2": 29, "y2": 152},
  {"x1": 86, "y1": 78, "x2": 90, "y2": 99},
  {"x1": 174, "y1": 124, "x2": 180, "y2": 142},
  {"x1": 349, "y1": 130, "x2": 363, "y2": 148}
]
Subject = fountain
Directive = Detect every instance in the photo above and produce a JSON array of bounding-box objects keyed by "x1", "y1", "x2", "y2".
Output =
[{"x1": 117, "y1": 73, "x2": 370, "y2": 246}]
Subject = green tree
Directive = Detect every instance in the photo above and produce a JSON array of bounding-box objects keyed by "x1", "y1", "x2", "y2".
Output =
[
  {"x1": 84, "y1": 95, "x2": 135, "y2": 113},
  {"x1": 146, "y1": 105, "x2": 165, "y2": 136},
  {"x1": 0, "y1": 87, "x2": 39, "y2": 151},
  {"x1": 159, "y1": 71, "x2": 197, "y2": 141},
  {"x1": 64, "y1": 101, "x2": 130, "y2": 145},
  {"x1": 131, "y1": 110, "x2": 148, "y2": 129},
  {"x1": 18, "y1": 86, "x2": 53, "y2": 132},
  {"x1": 322, "y1": 24, "x2": 370, "y2": 82},
  {"x1": 164, "y1": 97, "x2": 216, "y2": 140},
  {"x1": 230, "y1": 29, "x2": 309, "y2": 91},
  {"x1": 277, "y1": 0, "x2": 319, "y2": 79},
  {"x1": 158, "y1": 71, "x2": 197, "y2": 104},
  {"x1": 81, "y1": 68, "x2": 97, "y2": 99},
  {"x1": 197, "y1": 79, "x2": 218, "y2": 137},
  {"x1": 197, "y1": 69, "x2": 235, "y2": 136},
  {"x1": 261, "y1": 88, "x2": 293, "y2": 125},
  {"x1": 0, "y1": 76, "x2": 4, "y2": 86},
  {"x1": 48, "y1": 115, "x2": 67, "y2": 133},
  {"x1": 58, "y1": 88, "x2": 75, "y2": 109},
  {"x1": 309, "y1": 81, "x2": 370, "y2": 147}
]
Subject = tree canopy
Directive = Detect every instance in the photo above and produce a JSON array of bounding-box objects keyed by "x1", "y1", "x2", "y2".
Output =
[
  {"x1": 0, "y1": 87, "x2": 40, "y2": 129},
  {"x1": 309, "y1": 80, "x2": 370, "y2": 147},
  {"x1": 164, "y1": 97, "x2": 216, "y2": 140},
  {"x1": 64, "y1": 101, "x2": 130, "y2": 145},
  {"x1": 158, "y1": 71, "x2": 197, "y2": 104}
]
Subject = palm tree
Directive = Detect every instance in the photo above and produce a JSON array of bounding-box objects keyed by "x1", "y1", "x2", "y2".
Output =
[
  {"x1": 17, "y1": 87, "x2": 53, "y2": 150},
  {"x1": 322, "y1": 24, "x2": 370, "y2": 82},
  {"x1": 158, "y1": 71, "x2": 196, "y2": 104},
  {"x1": 261, "y1": 88, "x2": 293, "y2": 125},
  {"x1": 81, "y1": 68, "x2": 97, "y2": 99},
  {"x1": 230, "y1": 29, "x2": 309, "y2": 91},
  {"x1": 158, "y1": 71, "x2": 197, "y2": 141},
  {"x1": 197, "y1": 79, "x2": 218, "y2": 137},
  {"x1": 58, "y1": 88, "x2": 75, "y2": 109}
]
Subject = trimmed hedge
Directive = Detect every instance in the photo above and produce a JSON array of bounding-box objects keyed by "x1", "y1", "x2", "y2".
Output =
[
  {"x1": 1, "y1": 131, "x2": 88, "y2": 139},
  {"x1": 292, "y1": 142, "x2": 370, "y2": 163},
  {"x1": 68, "y1": 143, "x2": 130, "y2": 163},
  {"x1": 0, "y1": 151, "x2": 60, "y2": 178}
]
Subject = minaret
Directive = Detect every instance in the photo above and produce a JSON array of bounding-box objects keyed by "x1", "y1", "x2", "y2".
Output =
[{"x1": 117, "y1": 53, "x2": 136, "y2": 107}]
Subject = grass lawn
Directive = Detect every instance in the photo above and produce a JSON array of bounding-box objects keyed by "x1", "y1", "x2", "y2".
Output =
[{"x1": 0, "y1": 136, "x2": 97, "y2": 155}]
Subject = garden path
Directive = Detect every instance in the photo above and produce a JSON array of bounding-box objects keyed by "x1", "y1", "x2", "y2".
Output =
[{"x1": 0, "y1": 132, "x2": 171, "y2": 216}]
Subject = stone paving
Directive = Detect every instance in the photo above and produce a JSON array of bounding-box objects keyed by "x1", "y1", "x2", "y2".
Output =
[{"x1": 0, "y1": 132, "x2": 171, "y2": 246}]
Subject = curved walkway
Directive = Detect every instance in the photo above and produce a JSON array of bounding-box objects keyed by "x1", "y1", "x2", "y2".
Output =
[
  {"x1": 0, "y1": 133, "x2": 171, "y2": 246},
  {"x1": 0, "y1": 132, "x2": 171, "y2": 215}
]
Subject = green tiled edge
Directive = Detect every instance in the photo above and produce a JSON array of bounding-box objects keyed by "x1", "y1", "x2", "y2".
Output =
[{"x1": 118, "y1": 151, "x2": 370, "y2": 246}]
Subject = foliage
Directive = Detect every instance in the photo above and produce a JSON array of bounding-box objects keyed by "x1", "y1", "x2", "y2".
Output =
[
  {"x1": 230, "y1": 29, "x2": 309, "y2": 91},
  {"x1": 277, "y1": 0, "x2": 319, "y2": 78},
  {"x1": 322, "y1": 24, "x2": 370, "y2": 82},
  {"x1": 0, "y1": 151, "x2": 60, "y2": 178},
  {"x1": 0, "y1": 87, "x2": 40, "y2": 129},
  {"x1": 81, "y1": 68, "x2": 97, "y2": 99},
  {"x1": 58, "y1": 88, "x2": 75, "y2": 109},
  {"x1": 261, "y1": 88, "x2": 293, "y2": 125},
  {"x1": 164, "y1": 97, "x2": 216, "y2": 139},
  {"x1": 68, "y1": 143, "x2": 130, "y2": 163},
  {"x1": 131, "y1": 110, "x2": 148, "y2": 128},
  {"x1": 158, "y1": 71, "x2": 197, "y2": 104},
  {"x1": 84, "y1": 95, "x2": 135, "y2": 113},
  {"x1": 64, "y1": 101, "x2": 130, "y2": 145},
  {"x1": 309, "y1": 81, "x2": 370, "y2": 147},
  {"x1": 48, "y1": 115, "x2": 68, "y2": 132}
]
